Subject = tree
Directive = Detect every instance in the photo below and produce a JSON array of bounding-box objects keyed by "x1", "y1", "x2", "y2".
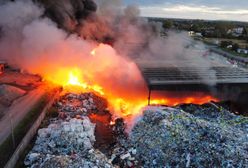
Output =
[
  {"x1": 190, "y1": 24, "x2": 201, "y2": 32},
  {"x1": 215, "y1": 22, "x2": 233, "y2": 38},
  {"x1": 220, "y1": 41, "x2": 232, "y2": 48},
  {"x1": 243, "y1": 27, "x2": 248, "y2": 36},
  {"x1": 163, "y1": 20, "x2": 173, "y2": 29},
  {"x1": 232, "y1": 43, "x2": 239, "y2": 52}
]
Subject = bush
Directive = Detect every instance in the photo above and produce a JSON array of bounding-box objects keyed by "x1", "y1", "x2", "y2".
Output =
[
  {"x1": 220, "y1": 41, "x2": 232, "y2": 48},
  {"x1": 232, "y1": 43, "x2": 239, "y2": 51}
]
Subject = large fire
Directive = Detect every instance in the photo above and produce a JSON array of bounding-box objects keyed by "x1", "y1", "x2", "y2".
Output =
[{"x1": 43, "y1": 44, "x2": 218, "y2": 118}]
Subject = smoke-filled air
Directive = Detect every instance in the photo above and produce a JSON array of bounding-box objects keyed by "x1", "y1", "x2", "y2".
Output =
[{"x1": 0, "y1": 0, "x2": 218, "y2": 118}]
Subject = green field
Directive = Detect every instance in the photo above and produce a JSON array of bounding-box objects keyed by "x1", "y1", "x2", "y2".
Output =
[{"x1": 204, "y1": 38, "x2": 248, "y2": 48}]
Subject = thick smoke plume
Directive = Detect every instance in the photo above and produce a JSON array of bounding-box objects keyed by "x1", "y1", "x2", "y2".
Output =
[{"x1": 0, "y1": 0, "x2": 217, "y2": 117}]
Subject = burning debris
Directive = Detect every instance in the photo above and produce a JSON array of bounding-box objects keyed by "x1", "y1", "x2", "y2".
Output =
[
  {"x1": 55, "y1": 92, "x2": 105, "y2": 118},
  {"x1": 25, "y1": 91, "x2": 248, "y2": 168},
  {"x1": 24, "y1": 91, "x2": 142, "y2": 168},
  {"x1": 24, "y1": 92, "x2": 115, "y2": 168}
]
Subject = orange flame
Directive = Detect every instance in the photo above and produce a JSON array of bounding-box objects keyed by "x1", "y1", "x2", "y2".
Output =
[
  {"x1": 150, "y1": 95, "x2": 219, "y2": 107},
  {"x1": 91, "y1": 49, "x2": 96, "y2": 56},
  {"x1": 44, "y1": 68, "x2": 104, "y2": 95},
  {"x1": 110, "y1": 121, "x2": 115, "y2": 125},
  {"x1": 42, "y1": 45, "x2": 219, "y2": 119}
]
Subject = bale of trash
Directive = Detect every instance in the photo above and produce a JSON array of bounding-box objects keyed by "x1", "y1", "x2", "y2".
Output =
[
  {"x1": 24, "y1": 117, "x2": 114, "y2": 168},
  {"x1": 131, "y1": 106, "x2": 248, "y2": 168}
]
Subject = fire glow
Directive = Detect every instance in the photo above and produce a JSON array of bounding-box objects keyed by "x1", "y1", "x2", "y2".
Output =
[
  {"x1": 45, "y1": 68, "x2": 104, "y2": 95},
  {"x1": 44, "y1": 44, "x2": 218, "y2": 118}
]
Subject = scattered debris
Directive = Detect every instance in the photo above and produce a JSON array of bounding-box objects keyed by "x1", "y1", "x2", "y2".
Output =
[
  {"x1": 131, "y1": 106, "x2": 248, "y2": 168},
  {"x1": 25, "y1": 117, "x2": 114, "y2": 168},
  {"x1": 25, "y1": 92, "x2": 248, "y2": 168},
  {"x1": 25, "y1": 92, "x2": 119, "y2": 168}
]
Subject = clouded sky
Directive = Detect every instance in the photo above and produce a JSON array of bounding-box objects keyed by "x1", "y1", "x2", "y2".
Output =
[{"x1": 124, "y1": 0, "x2": 248, "y2": 22}]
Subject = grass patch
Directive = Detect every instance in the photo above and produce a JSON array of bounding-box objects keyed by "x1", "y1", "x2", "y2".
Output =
[
  {"x1": 204, "y1": 38, "x2": 247, "y2": 47},
  {"x1": 199, "y1": 38, "x2": 248, "y2": 58},
  {"x1": 0, "y1": 93, "x2": 50, "y2": 166},
  {"x1": 221, "y1": 48, "x2": 248, "y2": 58}
]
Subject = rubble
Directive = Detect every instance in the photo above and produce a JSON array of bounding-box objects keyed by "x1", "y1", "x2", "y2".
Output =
[
  {"x1": 25, "y1": 118, "x2": 89, "y2": 164},
  {"x1": 131, "y1": 105, "x2": 248, "y2": 168},
  {"x1": 25, "y1": 91, "x2": 248, "y2": 168},
  {"x1": 26, "y1": 151, "x2": 114, "y2": 168},
  {"x1": 25, "y1": 92, "x2": 117, "y2": 168},
  {"x1": 55, "y1": 92, "x2": 107, "y2": 119},
  {"x1": 109, "y1": 118, "x2": 139, "y2": 167}
]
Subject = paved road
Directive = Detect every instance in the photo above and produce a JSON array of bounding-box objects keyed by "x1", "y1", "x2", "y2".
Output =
[{"x1": 0, "y1": 85, "x2": 47, "y2": 144}]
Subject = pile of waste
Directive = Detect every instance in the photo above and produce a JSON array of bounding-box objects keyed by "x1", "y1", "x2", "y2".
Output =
[
  {"x1": 131, "y1": 105, "x2": 248, "y2": 168},
  {"x1": 24, "y1": 92, "x2": 139, "y2": 168},
  {"x1": 25, "y1": 92, "x2": 248, "y2": 168},
  {"x1": 55, "y1": 92, "x2": 107, "y2": 119},
  {"x1": 24, "y1": 93, "x2": 115, "y2": 168},
  {"x1": 25, "y1": 116, "x2": 115, "y2": 167}
]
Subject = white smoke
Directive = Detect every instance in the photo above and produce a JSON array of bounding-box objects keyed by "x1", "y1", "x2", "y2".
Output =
[
  {"x1": 0, "y1": 0, "x2": 217, "y2": 107},
  {"x1": 137, "y1": 31, "x2": 217, "y2": 85},
  {"x1": 0, "y1": 0, "x2": 43, "y2": 65},
  {"x1": 0, "y1": 0, "x2": 146, "y2": 100}
]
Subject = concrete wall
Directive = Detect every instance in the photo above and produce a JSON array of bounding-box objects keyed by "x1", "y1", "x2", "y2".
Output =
[{"x1": 4, "y1": 90, "x2": 60, "y2": 168}]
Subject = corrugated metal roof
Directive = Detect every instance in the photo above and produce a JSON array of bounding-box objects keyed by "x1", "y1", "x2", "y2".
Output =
[{"x1": 137, "y1": 60, "x2": 248, "y2": 91}]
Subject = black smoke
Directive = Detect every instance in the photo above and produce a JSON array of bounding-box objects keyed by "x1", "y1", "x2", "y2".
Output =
[{"x1": 36, "y1": 0, "x2": 97, "y2": 32}]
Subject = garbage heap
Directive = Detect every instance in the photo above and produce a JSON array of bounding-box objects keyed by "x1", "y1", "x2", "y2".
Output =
[
  {"x1": 131, "y1": 105, "x2": 248, "y2": 168},
  {"x1": 24, "y1": 92, "x2": 138, "y2": 168},
  {"x1": 24, "y1": 92, "x2": 248, "y2": 168},
  {"x1": 24, "y1": 93, "x2": 115, "y2": 168}
]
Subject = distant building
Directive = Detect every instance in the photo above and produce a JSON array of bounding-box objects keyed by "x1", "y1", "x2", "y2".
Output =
[
  {"x1": 233, "y1": 27, "x2": 244, "y2": 34},
  {"x1": 188, "y1": 31, "x2": 202, "y2": 37},
  {"x1": 195, "y1": 32, "x2": 203, "y2": 37},
  {"x1": 237, "y1": 49, "x2": 248, "y2": 54},
  {"x1": 228, "y1": 27, "x2": 245, "y2": 37},
  {"x1": 227, "y1": 29, "x2": 232, "y2": 34},
  {"x1": 188, "y1": 31, "x2": 194, "y2": 36}
]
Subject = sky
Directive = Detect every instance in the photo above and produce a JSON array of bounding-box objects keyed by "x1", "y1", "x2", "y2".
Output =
[{"x1": 124, "y1": 0, "x2": 248, "y2": 22}]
